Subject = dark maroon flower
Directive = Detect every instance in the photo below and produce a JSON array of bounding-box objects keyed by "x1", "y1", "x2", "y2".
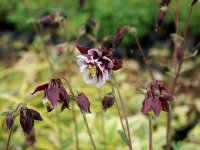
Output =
[
  {"x1": 112, "y1": 58, "x2": 123, "y2": 71},
  {"x1": 76, "y1": 93, "x2": 91, "y2": 113},
  {"x1": 141, "y1": 80, "x2": 174, "y2": 119},
  {"x1": 20, "y1": 108, "x2": 34, "y2": 135},
  {"x1": 160, "y1": 0, "x2": 171, "y2": 6},
  {"x1": 102, "y1": 93, "x2": 114, "y2": 111},
  {"x1": 155, "y1": 8, "x2": 166, "y2": 32},
  {"x1": 191, "y1": 0, "x2": 198, "y2": 6},
  {"x1": 32, "y1": 78, "x2": 70, "y2": 112},
  {"x1": 77, "y1": 45, "x2": 123, "y2": 87},
  {"x1": 24, "y1": 130, "x2": 36, "y2": 147},
  {"x1": 6, "y1": 113, "x2": 14, "y2": 130},
  {"x1": 20, "y1": 107, "x2": 42, "y2": 135},
  {"x1": 113, "y1": 26, "x2": 128, "y2": 49}
]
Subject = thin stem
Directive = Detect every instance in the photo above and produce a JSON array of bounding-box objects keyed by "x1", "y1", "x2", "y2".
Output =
[
  {"x1": 22, "y1": 0, "x2": 54, "y2": 77},
  {"x1": 149, "y1": 117, "x2": 153, "y2": 150},
  {"x1": 186, "y1": 42, "x2": 200, "y2": 57},
  {"x1": 167, "y1": 1, "x2": 180, "y2": 149},
  {"x1": 111, "y1": 71, "x2": 132, "y2": 150},
  {"x1": 61, "y1": 77, "x2": 96, "y2": 150},
  {"x1": 184, "y1": 6, "x2": 194, "y2": 40},
  {"x1": 71, "y1": 102, "x2": 79, "y2": 150},
  {"x1": 113, "y1": 94, "x2": 131, "y2": 150},
  {"x1": 133, "y1": 33, "x2": 154, "y2": 80},
  {"x1": 6, "y1": 123, "x2": 14, "y2": 150}
]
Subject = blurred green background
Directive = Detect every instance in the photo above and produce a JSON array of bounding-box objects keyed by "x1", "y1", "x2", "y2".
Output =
[{"x1": 0, "y1": 0, "x2": 200, "y2": 150}]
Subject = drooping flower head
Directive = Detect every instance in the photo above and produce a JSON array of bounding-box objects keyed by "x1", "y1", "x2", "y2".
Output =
[
  {"x1": 6, "y1": 113, "x2": 14, "y2": 130},
  {"x1": 141, "y1": 80, "x2": 174, "y2": 119},
  {"x1": 32, "y1": 78, "x2": 70, "y2": 112},
  {"x1": 77, "y1": 45, "x2": 123, "y2": 88},
  {"x1": 20, "y1": 107, "x2": 43, "y2": 136},
  {"x1": 76, "y1": 93, "x2": 91, "y2": 113},
  {"x1": 102, "y1": 92, "x2": 115, "y2": 111}
]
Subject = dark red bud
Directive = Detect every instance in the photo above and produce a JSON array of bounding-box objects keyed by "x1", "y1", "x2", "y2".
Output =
[
  {"x1": 160, "y1": 0, "x2": 171, "y2": 6},
  {"x1": 113, "y1": 26, "x2": 128, "y2": 49},
  {"x1": 76, "y1": 45, "x2": 90, "y2": 54},
  {"x1": 155, "y1": 10, "x2": 166, "y2": 32},
  {"x1": 6, "y1": 113, "x2": 14, "y2": 130},
  {"x1": 76, "y1": 93, "x2": 91, "y2": 113},
  {"x1": 112, "y1": 58, "x2": 123, "y2": 71},
  {"x1": 30, "y1": 109, "x2": 43, "y2": 121},
  {"x1": 191, "y1": 0, "x2": 198, "y2": 6},
  {"x1": 102, "y1": 93, "x2": 114, "y2": 111}
]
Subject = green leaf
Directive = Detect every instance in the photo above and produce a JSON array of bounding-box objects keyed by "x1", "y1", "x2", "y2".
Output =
[
  {"x1": 117, "y1": 130, "x2": 128, "y2": 145},
  {"x1": 183, "y1": 48, "x2": 189, "y2": 56},
  {"x1": 171, "y1": 33, "x2": 183, "y2": 40},
  {"x1": 138, "y1": 88, "x2": 146, "y2": 95},
  {"x1": 68, "y1": 95, "x2": 75, "y2": 102},
  {"x1": 1, "y1": 111, "x2": 10, "y2": 116}
]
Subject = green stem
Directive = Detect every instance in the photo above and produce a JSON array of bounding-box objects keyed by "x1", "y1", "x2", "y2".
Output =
[{"x1": 112, "y1": 71, "x2": 132, "y2": 150}]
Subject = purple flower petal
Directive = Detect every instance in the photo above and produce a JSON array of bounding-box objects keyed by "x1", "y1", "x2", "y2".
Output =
[
  {"x1": 149, "y1": 97, "x2": 161, "y2": 119},
  {"x1": 160, "y1": 98, "x2": 169, "y2": 112}
]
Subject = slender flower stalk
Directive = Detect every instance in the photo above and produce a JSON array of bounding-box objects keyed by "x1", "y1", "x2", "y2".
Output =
[
  {"x1": 112, "y1": 93, "x2": 131, "y2": 149},
  {"x1": 61, "y1": 77, "x2": 96, "y2": 150},
  {"x1": 6, "y1": 121, "x2": 14, "y2": 150},
  {"x1": 149, "y1": 117, "x2": 153, "y2": 150},
  {"x1": 111, "y1": 71, "x2": 132, "y2": 150}
]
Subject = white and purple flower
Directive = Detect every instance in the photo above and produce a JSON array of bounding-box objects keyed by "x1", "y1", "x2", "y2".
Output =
[{"x1": 77, "y1": 45, "x2": 123, "y2": 88}]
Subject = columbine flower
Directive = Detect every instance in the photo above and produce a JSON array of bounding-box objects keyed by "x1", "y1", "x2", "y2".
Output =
[
  {"x1": 141, "y1": 80, "x2": 174, "y2": 119},
  {"x1": 6, "y1": 113, "x2": 14, "y2": 130},
  {"x1": 32, "y1": 78, "x2": 70, "y2": 112},
  {"x1": 76, "y1": 93, "x2": 91, "y2": 113},
  {"x1": 20, "y1": 107, "x2": 43, "y2": 135},
  {"x1": 102, "y1": 92, "x2": 115, "y2": 111},
  {"x1": 77, "y1": 45, "x2": 123, "y2": 88}
]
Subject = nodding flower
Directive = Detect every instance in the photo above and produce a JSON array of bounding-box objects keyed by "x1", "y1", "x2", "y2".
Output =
[
  {"x1": 141, "y1": 80, "x2": 174, "y2": 119},
  {"x1": 20, "y1": 107, "x2": 43, "y2": 136},
  {"x1": 102, "y1": 92, "x2": 115, "y2": 111},
  {"x1": 32, "y1": 78, "x2": 70, "y2": 112},
  {"x1": 76, "y1": 93, "x2": 91, "y2": 113},
  {"x1": 77, "y1": 45, "x2": 123, "y2": 88}
]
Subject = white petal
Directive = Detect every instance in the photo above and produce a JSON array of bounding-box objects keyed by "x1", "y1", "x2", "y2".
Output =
[
  {"x1": 88, "y1": 49, "x2": 102, "y2": 57},
  {"x1": 102, "y1": 56, "x2": 114, "y2": 68},
  {"x1": 83, "y1": 74, "x2": 97, "y2": 84}
]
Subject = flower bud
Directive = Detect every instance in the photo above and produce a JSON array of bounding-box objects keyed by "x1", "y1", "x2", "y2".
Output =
[
  {"x1": 76, "y1": 93, "x2": 91, "y2": 113},
  {"x1": 155, "y1": 7, "x2": 167, "y2": 32},
  {"x1": 160, "y1": 0, "x2": 171, "y2": 6},
  {"x1": 102, "y1": 93, "x2": 114, "y2": 111},
  {"x1": 30, "y1": 109, "x2": 43, "y2": 121},
  {"x1": 191, "y1": 0, "x2": 198, "y2": 6},
  {"x1": 6, "y1": 113, "x2": 14, "y2": 130},
  {"x1": 113, "y1": 26, "x2": 128, "y2": 49}
]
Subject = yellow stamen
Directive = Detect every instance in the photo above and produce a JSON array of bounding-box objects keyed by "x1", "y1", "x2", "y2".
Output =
[{"x1": 87, "y1": 64, "x2": 98, "y2": 77}]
